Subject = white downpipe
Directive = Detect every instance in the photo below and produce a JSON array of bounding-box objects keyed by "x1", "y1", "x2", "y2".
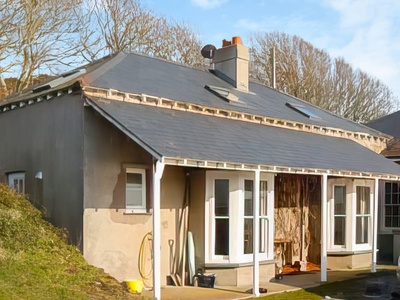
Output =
[
  {"x1": 321, "y1": 174, "x2": 328, "y2": 282},
  {"x1": 253, "y1": 169, "x2": 260, "y2": 297},
  {"x1": 372, "y1": 178, "x2": 379, "y2": 272},
  {"x1": 153, "y1": 159, "x2": 165, "y2": 300}
]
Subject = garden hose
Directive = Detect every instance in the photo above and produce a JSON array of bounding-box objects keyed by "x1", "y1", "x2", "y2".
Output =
[{"x1": 138, "y1": 232, "x2": 153, "y2": 287}]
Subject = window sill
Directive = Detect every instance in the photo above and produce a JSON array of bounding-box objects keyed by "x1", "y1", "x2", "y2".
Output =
[
  {"x1": 204, "y1": 259, "x2": 276, "y2": 269},
  {"x1": 124, "y1": 208, "x2": 152, "y2": 215},
  {"x1": 327, "y1": 249, "x2": 372, "y2": 256}
]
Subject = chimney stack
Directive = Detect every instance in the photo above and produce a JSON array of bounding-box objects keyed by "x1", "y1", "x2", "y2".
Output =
[{"x1": 213, "y1": 36, "x2": 249, "y2": 93}]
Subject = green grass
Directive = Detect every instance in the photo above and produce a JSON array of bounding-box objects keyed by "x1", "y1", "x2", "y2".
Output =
[
  {"x1": 258, "y1": 269, "x2": 396, "y2": 300},
  {"x1": 0, "y1": 184, "x2": 138, "y2": 300}
]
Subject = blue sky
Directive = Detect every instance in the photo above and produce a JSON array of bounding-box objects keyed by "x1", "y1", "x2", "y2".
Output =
[{"x1": 144, "y1": 0, "x2": 400, "y2": 101}]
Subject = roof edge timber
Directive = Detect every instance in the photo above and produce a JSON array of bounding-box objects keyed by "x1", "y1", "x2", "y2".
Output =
[
  {"x1": 251, "y1": 80, "x2": 392, "y2": 140},
  {"x1": 163, "y1": 157, "x2": 400, "y2": 180},
  {"x1": 84, "y1": 95, "x2": 162, "y2": 160},
  {"x1": 0, "y1": 81, "x2": 82, "y2": 113},
  {"x1": 82, "y1": 85, "x2": 389, "y2": 148}
]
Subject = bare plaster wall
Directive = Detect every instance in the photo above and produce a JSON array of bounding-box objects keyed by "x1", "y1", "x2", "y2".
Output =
[
  {"x1": 83, "y1": 165, "x2": 186, "y2": 283},
  {"x1": 83, "y1": 107, "x2": 187, "y2": 283},
  {"x1": 0, "y1": 95, "x2": 84, "y2": 247},
  {"x1": 188, "y1": 170, "x2": 205, "y2": 271}
]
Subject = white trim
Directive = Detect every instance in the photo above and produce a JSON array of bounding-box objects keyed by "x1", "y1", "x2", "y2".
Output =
[
  {"x1": 353, "y1": 180, "x2": 374, "y2": 251},
  {"x1": 163, "y1": 157, "x2": 399, "y2": 181},
  {"x1": 205, "y1": 171, "x2": 274, "y2": 265},
  {"x1": 152, "y1": 160, "x2": 164, "y2": 300},
  {"x1": 8, "y1": 172, "x2": 25, "y2": 194},
  {"x1": 253, "y1": 169, "x2": 260, "y2": 297},
  {"x1": 328, "y1": 184, "x2": 348, "y2": 250},
  {"x1": 125, "y1": 168, "x2": 146, "y2": 213},
  {"x1": 372, "y1": 178, "x2": 379, "y2": 272},
  {"x1": 321, "y1": 174, "x2": 328, "y2": 282}
]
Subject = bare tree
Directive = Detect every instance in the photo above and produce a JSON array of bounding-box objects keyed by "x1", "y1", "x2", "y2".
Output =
[
  {"x1": 78, "y1": 0, "x2": 203, "y2": 67},
  {"x1": 249, "y1": 31, "x2": 397, "y2": 122},
  {"x1": 77, "y1": 0, "x2": 155, "y2": 61},
  {"x1": 7, "y1": 0, "x2": 84, "y2": 92},
  {"x1": 0, "y1": 0, "x2": 23, "y2": 97}
]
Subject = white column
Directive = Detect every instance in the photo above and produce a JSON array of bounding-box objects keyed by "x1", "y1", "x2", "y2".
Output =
[
  {"x1": 253, "y1": 169, "x2": 260, "y2": 296},
  {"x1": 372, "y1": 178, "x2": 379, "y2": 272},
  {"x1": 321, "y1": 174, "x2": 328, "y2": 282},
  {"x1": 153, "y1": 160, "x2": 165, "y2": 300}
]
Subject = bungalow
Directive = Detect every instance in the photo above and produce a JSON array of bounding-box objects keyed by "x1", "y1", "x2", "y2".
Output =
[
  {"x1": 366, "y1": 112, "x2": 400, "y2": 264},
  {"x1": 1, "y1": 37, "x2": 400, "y2": 299}
]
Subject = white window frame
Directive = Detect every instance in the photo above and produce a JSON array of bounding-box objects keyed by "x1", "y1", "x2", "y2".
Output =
[
  {"x1": 205, "y1": 171, "x2": 274, "y2": 264},
  {"x1": 330, "y1": 184, "x2": 348, "y2": 250},
  {"x1": 240, "y1": 173, "x2": 274, "y2": 263},
  {"x1": 8, "y1": 172, "x2": 25, "y2": 194},
  {"x1": 353, "y1": 182, "x2": 373, "y2": 251},
  {"x1": 328, "y1": 178, "x2": 373, "y2": 252},
  {"x1": 125, "y1": 167, "x2": 147, "y2": 214}
]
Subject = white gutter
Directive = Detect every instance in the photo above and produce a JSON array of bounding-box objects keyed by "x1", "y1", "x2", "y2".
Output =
[
  {"x1": 153, "y1": 159, "x2": 165, "y2": 300},
  {"x1": 163, "y1": 157, "x2": 400, "y2": 181},
  {"x1": 321, "y1": 174, "x2": 328, "y2": 282},
  {"x1": 253, "y1": 169, "x2": 261, "y2": 297},
  {"x1": 372, "y1": 178, "x2": 379, "y2": 272}
]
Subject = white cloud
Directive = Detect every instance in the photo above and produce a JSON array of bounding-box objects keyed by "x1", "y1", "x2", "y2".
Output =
[
  {"x1": 191, "y1": 0, "x2": 228, "y2": 9},
  {"x1": 323, "y1": 0, "x2": 400, "y2": 98}
]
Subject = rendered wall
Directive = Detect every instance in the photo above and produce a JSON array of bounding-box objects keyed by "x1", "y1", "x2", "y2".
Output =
[
  {"x1": 327, "y1": 252, "x2": 371, "y2": 269},
  {"x1": 83, "y1": 107, "x2": 186, "y2": 283},
  {"x1": 188, "y1": 170, "x2": 206, "y2": 272},
  {"x1": 0, "y1": 94, "x2": 84, "y2": 247}
]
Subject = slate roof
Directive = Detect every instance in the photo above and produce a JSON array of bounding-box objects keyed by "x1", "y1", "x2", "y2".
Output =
[
  {"x1": 85, "y1": 52, "x2": 381, "y2": 137},
  {"x1": 367, "y1": 110, "x2": 400, "y2": 139},
  {"x1": 86, "y1": 97, "x2": 400, "y2": 176}
]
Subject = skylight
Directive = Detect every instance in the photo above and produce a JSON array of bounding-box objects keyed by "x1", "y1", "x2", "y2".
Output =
[
  {"x1": 205, "y1": 85, "x2": 239, "y2": 102},
  {"x1": 286, "y1": 103, "x2": 321, "y2": 120}
]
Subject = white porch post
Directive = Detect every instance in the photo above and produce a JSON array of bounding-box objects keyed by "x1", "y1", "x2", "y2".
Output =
[
  {"x1": 321, "y1": 174, "x2": 328, "y2": 282},
  {"x1": 153, "y1": 159, "x2": 165, "y2": 300},
  {"x1": 253, "y1": 168, "x2": 260, "y2": 297},
  {"x1": 372, "y1": 178, "x2": 379, "y2": 272}
]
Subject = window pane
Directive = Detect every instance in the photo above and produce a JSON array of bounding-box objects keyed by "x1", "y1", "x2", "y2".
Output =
[
  {"x1": 260, "y1": 218, "x2": 268, "y2": 253},
  {"x1": 215, "y1": 180, "x2": 229, "y2": 216},
  {"x1": 356, "y1": 216, "x2": 369, "y2": 244},
  {"x1": 244, "y1": 180, "x2": 253, "y2": 216},
  {"x1": 386, "y1": 206, "x2": 392, "y2": 216},
  {"x1": 334, "y1": 186, "x2": 346, "y2": 214},
  {"x1": 394, "y1": 193, "x2": 399, "y2": 205},
  {"x1": 385, "y1": 216, "x2": 392, "y2": 227},
  {"x1": 356, "y1": 186, "x2": 370, "y2": 214},
  {"x1": 260, "y1": 181, "x2": 268, "y2": 216},
  {"x1": 126, "y1": 173, "x2": 143, "y2": 206},
  {"x1": 394, "y1": 217, "x2": 400, "y2": 228},
  {"x1": 334, "y1": 216, "x2": 345, "y2": 245},
  {"x1": 244, "y1": 219, "x2": 253, "y2": 254},
  {"x1": 386, "y1": 193, "x2": 392, "y2": 204},
  {"x1": 386, "y1": 182, "x2": 392, "y2": 193},
  {"x1": 215, "y1": 219, "x2": 229, "y2": 255}
]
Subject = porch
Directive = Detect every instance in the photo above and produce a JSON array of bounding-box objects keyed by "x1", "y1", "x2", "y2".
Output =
[{"x1": 139, "y1": 266, "x2": 398, "y2": 299}]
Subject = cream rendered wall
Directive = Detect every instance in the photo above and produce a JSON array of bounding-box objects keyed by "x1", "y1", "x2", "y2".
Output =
[
  {"x1": 84, "y1": 165, "x2": 185, "y2": 284},
  {"x1": 188, "y1": 170, "x2": 206, "y2": 271},
  {"x1": 83, "y1": 108, "x2": 186, "y2": 284}
]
